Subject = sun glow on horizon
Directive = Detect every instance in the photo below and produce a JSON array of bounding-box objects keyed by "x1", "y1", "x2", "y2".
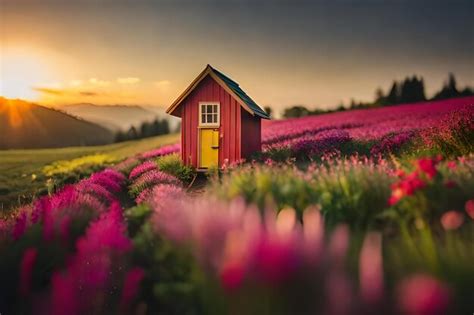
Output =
[{"x1": 0, "y1": 49, "x2": 55, "y2": 101}]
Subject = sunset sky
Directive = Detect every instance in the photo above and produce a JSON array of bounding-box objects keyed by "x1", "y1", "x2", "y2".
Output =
[{"x1": 1, "y1": 0, "x2": 473, "y2": 112}]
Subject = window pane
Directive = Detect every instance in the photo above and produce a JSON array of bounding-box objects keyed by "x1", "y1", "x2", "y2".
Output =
[
  {"x1": 213, "y1": 104, "x2": 218, "y2": 113},
  {"x1": 201, "y1": 114, "x2": 206, "y2": 123},
  {"x1": 213, "y1": 114, "x2": 217, "y2": 123},
  {"x1": 207, "y1": 105, "x2": 213, "y2": 113},
  {"x1": 207, "y1": 114, "x2": 212, "y2": 122},
  {"x1": 201, "y1": 105, "x2": 206, "y2": 114}
]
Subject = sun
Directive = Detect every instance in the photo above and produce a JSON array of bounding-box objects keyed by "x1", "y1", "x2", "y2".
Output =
[{"x1": 0, "y1": 49, "x2": 53, "y2": 101}]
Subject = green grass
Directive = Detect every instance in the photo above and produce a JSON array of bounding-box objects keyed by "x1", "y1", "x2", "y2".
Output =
[{"x1": 0, "y1": 133, "x2": 179, "y2": 213}]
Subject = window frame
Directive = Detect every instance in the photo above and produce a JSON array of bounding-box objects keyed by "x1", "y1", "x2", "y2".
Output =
[{"x1": 198, "y1": 102, "x2": 220, "y2": 127}]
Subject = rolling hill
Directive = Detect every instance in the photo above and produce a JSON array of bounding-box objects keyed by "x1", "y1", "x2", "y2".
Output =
[
  {"x1": 62, "y1": 103, "x2": 179, "y2": 131},
  {"x1": 0, "y1": 97, "x2": 114, "y2": 149}
]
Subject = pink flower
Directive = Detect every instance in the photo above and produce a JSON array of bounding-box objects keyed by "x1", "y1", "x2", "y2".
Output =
[
  {"x1": 465, "y1": 199, "x2": 474, "y2": 220},
  {"x1": 135, "y1": 188, "x2": 153, "y2": 204},
  {"x1": 140, "y1": 143, "x2": 180, "y2": 159},
  {"x1": 359, "y1": 232, "x2": 383, "y2": 304},
  {"x1": 19, "y1": 247, "x2": 38, "y2": 296},
  {"x1": 440, "y1": 211, "x2": 464, "y2": 230},
  {"x1": 446, "y1": 161, "x2": 457, "y2": 170},
  {"x1": 120, "y1": 268, "x2": 145, "y2": 310},
  {"x1": 12, "y1": 210, "x2": 29, "y2": 240},
  {"x1": 264, "y1": 158, "x2": 274, "y2": 166},
  {"x1": 397, "y1": 274, "x2": 451, "y2": 315},
  {"x1": 129, "y1": 160, "x2": 157, "y2": 180},
  {"x1": 149, "y1": 184, "x2": 184, "y2": 209},
  {"x1": 131, "y1": 170, "x2": 181, "y2": 195},
  {"x1": 328, "y1": 225, "x2": 349, "y2": 265}
]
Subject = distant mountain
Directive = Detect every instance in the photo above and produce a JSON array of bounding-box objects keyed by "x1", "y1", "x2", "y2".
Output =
[
  {"x1": 0, "y1": 98, "x2": 114, "y2": 149},
  {"x1": 62, "y1": 103, "x2": 171, "y2": 131}
]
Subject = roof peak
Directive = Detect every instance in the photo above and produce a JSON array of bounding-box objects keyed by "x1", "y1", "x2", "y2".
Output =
[{"x1": 166, "y1": 65, "x2": 270, "y2": 119}]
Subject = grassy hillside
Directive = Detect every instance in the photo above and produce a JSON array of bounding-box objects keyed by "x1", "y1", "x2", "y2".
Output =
[
  {"x1": 0, "y1": 98, "x2": 114, "y2": 149},
  {"x1": 0, "y1": 133, "x2": 179, "y2": 212}
]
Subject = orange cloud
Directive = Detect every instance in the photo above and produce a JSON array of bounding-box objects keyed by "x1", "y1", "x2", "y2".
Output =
[
  {"x1": 117, "y1": 77, "x2": 140, "y2": 84},
  {"x1": 33, "y1": 87, "x2": 64, "y2": 95},
  {"x1": 89, "y1": 78, "x2": 111, "y2": 86}
]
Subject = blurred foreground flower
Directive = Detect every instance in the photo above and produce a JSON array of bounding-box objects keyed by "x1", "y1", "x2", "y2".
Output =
[
  {"x1": 440, "y1": 211, "x2": 464, "y2": 230},
  {"x1": 465, "y1": 199, "x2": 474, "y2": 220},
  {"x1": 397, "y1": 274, "x2": 451, "y2": 315}
]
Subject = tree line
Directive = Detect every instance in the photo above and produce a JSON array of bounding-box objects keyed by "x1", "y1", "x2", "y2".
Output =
[
  {"x1": 114, "y1": 118, "x2": 173, "y2": 143},
  {"x1": 282, "y1": 73, "x2": 474, "y2": 119}
]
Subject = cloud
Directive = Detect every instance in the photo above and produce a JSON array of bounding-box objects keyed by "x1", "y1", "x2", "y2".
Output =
[
  {"x1": 79, "y1": 91, "x2": 99, "y2": 96},
  {"x1": 89, "y1": 78, "x2": 111, "y2": 86},
  {"x1": 33, "y1": 87, "x2": 100, "y2": 97},
  {"x1": 33, "y1": 87, "x2": 64, "y2": 96},
  {"x1": 154, "y1": 80, "x2": 170, "y2": 88},
  {"x1": 70, "y1": 80, "x2": 83, "y2": 87},
  {"x1": 117, "y1": 77, "x2": 140, "y2": 84}
]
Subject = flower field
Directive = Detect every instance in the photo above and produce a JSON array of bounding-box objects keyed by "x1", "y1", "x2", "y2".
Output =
[
  {"x1": 262, "y1": 96, "x2": 474, "y2": 158},
  {"x1": 1, "y1": 97, "x2": 474, "y2": 314}
]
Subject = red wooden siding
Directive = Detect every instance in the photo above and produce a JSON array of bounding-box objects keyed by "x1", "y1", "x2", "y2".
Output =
[
  {"x1": 240, "y1": 108, "x2": 261, "y2": 160},
  {"x1": 180, "y1": 75, "x2": 245, "y2": 168}
]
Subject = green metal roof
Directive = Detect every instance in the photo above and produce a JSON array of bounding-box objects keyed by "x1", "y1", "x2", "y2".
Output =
[{"x1": 210, "y1": 65, "x2": 270, "y2": 119}]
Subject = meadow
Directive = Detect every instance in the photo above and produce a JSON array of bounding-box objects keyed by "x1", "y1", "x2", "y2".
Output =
[
  {"x1": 0, "y1": 97, "x2": 473, "y2": 315},
  {"x1": 0, "y1": 133, "x2": 179, "y2": 214}
]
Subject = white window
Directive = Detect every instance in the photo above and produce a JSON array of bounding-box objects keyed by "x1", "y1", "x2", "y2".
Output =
[{"x1": 199, "y1": 102, "x2": 220, "y2": 127}]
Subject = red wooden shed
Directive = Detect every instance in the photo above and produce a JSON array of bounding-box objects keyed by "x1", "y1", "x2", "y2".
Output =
[{"x1": 166, "y1": 65, "x2": 270, "y2": 169}]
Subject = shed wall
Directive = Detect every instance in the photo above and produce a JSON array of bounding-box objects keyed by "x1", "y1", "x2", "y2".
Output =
[{"x1": 240, "y1": 108, "x2": 262, "y2": 160}]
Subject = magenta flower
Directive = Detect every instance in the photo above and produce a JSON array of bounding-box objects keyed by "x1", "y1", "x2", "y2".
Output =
[
  {"x1": 220, "y1": 263, "x2": 245, "y2": 292},
  {"x1": 254, "y1": 235, "x2": 299, "y2": 284},
  {"x1": 397, "y1": 274, "x2": 451, "y2": 315},
  {"x1": 50, "y1": 272, "x2": 78, "y2": 315},
  {"x1": 140, "y1": 143, "x2": 180, "y2": 159},
  {"x1": 48, "y1": 201, "x2": 132, "y2": 314},
  {"x1": 120, "y1": 267, "x2": 145, "y2": 310},
  {"x1": 12, "y1": 209, "x2": 29, "y2": 240},
  {"x1": 19, "y1": 247, "x2": 38, "y2": 296}
]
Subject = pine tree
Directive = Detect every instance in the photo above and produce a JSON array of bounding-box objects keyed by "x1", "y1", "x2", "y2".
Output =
[{"x1": 386, "y1": 82, "x2": 399, "y2": 105}]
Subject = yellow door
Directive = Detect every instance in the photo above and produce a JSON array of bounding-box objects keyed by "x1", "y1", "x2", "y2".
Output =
[{"x1": 200, "y1": 128, "x2": 219, "y2": 168}]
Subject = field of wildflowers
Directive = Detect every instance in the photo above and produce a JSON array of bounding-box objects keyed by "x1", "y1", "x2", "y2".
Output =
[{"x1": 0, "y1": 97, "x2": 473, "y2": 314}]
